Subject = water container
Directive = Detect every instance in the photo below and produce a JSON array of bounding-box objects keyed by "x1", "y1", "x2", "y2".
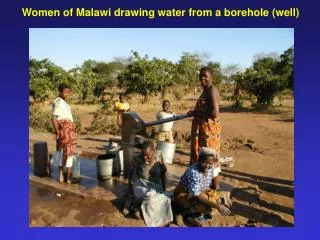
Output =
[
  {"x1": 107, "y1": 140, "x2": 119, "y2": 151},
  {"x1": 96, "y1": 153, "x2": 116, "y2": 180},
  {"x1": 72, "y1": 154, "x2": 81, "y2": 179},
  {"x1": 33, "y1": 142, "x2": 49, "y2": 177},
  {"x1": 109, "y1": 147, "x2": 124, "y2": 176},
  {"x1": 156, "y1": 141, "x2": 176, "y2": 164},
  {"x1": 51, "y1": 150, "x2": 63, "y2": 167},
  {"x1": 118, "y1": 150, "x2": 124, "y2": 174}
]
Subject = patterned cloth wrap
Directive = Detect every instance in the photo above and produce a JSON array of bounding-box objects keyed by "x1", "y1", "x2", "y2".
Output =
[
  {"x1": 190, "y1": 95, "x2": 221, "y2": 162},
  {"x1": 56, "y1": 120, "x2": 76, "y2": 166}
]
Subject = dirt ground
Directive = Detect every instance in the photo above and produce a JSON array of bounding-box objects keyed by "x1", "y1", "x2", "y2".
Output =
[{"x1": 29, "y1": 92, "x2": 294, "y2": 227}]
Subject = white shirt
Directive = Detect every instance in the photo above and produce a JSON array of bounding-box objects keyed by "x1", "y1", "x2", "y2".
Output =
[
  {"x1": 156, "y1": 111, "x2": 176, "y2": 132},
  {"x1": 52, "y1": 97, "x2": 74, "y2": 122}
]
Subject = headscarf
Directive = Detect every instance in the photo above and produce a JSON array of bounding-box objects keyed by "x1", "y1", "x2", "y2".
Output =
[{"x1": 199, "y1": 147, "x2": 217, "y2": 160}]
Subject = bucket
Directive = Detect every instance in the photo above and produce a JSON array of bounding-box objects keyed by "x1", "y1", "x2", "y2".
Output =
[
  {"x1": 107, "y1": 141, "x2": 118, "y2": 150},
  {"x1": 72, "y1": 154, "x2": 81, "y2": 179},
  {"x1": 96, "y1": 153, "x2": 116, "y2": 180},
  {"x1": 108, "y1": 147, "x2": 124, "y2": 176},
  {"x1": 156, "y1": 141, "x2": 176, "y2": 164}
]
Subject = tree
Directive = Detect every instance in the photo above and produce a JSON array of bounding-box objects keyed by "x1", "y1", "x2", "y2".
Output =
[
  {"x1": 118, "y1": 51, "x2": 174, "y2": 103},
  {"x1": 207, "y1": 61, "x2": 224, "y2": 85},
  {"x1": 253, "y1": 52, "x2": 279, "y2": 62},
  {"x1": 29, "y1": 58, "x2": 69, "y2": 101},
  {"x1": 194, "y1": 51, "x2": 212, "y2": 66},
  {"x1": 91, "y1": 61, "x2": 121, "y2": 98},
  {"x1": 69, "y1": 60, "x2": 99, "y2": 102},
  {"x1": 232, "y1": 72, "x2": 246, "y2": 107},
  {"x1": 175, "y1": 52, "x2": 202, "y2": 87},
  {"x1": 223, "y1": 64, "x2": 241, "y2": 82},
  {"x1": 278, "y1": 47, "x2": 294, "y2": 90},
  {"x1": 241, "y1": 57, "x2": 288, "y2": 109}
]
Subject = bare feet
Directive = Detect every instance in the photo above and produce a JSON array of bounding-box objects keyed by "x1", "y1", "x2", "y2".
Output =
[
  {"x1": 59, "y1": 173, "x2": 64, "y2": 183},
  {"x1": 175, "y1": 213, "x2": 184, "y2": 227}
]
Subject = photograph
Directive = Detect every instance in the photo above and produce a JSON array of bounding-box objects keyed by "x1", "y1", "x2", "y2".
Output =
[{"x1": 29, "y1": 28, "x2": 294, "y2": 227}]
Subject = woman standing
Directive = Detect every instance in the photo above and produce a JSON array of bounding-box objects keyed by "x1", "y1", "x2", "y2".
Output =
[
  {"x1": 52, "y1": 83, "x2": 77, "y2": 183},
  {"x1": 156, "y1": 100, "x2": 176, "y2": 143},
  {"x1": 188, "y1": 67, "x2": 221, "y2": 163}
]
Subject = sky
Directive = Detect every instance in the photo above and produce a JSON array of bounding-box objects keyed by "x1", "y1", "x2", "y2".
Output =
[{"x1": 29, "y1": 28, "x2": 294, "y2": 71}]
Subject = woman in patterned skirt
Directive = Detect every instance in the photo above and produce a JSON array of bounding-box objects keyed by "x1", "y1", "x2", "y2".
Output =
[
  {"x1": 187, "y1": 66, "x2": 221, "y2": 163},
  {"x1": 52, "y1": 83, "x2": 77, "y2": 183}
]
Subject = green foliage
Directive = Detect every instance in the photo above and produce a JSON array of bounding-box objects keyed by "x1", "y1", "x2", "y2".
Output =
[
  {"x1": 29, "y1": 58, "x2": 69, "y2": 101},
  {"x1": 69, "y1": 60, "x2": 99, "y2": 102},
  {"x1": 233, "y1": 47, "x2": 294, "y2": 109},
  {"x1": 118, "y1": 51, "x2": 175, "y2": 103},
  {"x1": 278, "y1": 47, "x2": 294, "y2": 90},
  {"x1": 91, "y1": 61, "x2": 123, "y2": 98},
  {"x1": 174, "y1": 53, "x2": 223, "y2": 87},
  {"x1": 29, "y1": 58, "x2": 124, "y2": 103},
  {"x1": 175, "y1": 52, "x2": 202, "y2": 87},
  {"x1": 29, "y1": 47, "x2": 293, "y2": 110},
  {"x1": 29, "y1": 78, "x2": 54, "y2": 102}
]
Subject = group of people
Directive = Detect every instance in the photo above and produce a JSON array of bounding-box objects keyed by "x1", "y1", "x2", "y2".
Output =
[
  {"x1": 51, "y1": 66, "x2": 228, "y2": 226},
  {"x1": 126, "y1": 67, "x2": 227, "y2": 226},
  {"x1": 127, "y1": 140, "x2": 230, "y2": 227}
]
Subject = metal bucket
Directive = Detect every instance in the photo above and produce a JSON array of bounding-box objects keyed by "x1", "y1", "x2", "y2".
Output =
[
  {"x1": 96, "y1": 153, "x2": 116, "y2": 180},
  {"x1": 156, "y1": 141, "x2": 176, "y2": 164},
  {"x1": 108, "y1": 147, "x2": 124, "y2": 176}
]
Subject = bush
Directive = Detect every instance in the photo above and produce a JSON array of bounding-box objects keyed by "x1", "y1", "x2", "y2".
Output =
[
  {"x1": 29, "y1": 106, "x2": 82, "y2": 133},
  {"x1": 29, "y1": 78, "x2": 54, "y2": 102},
  {"x1": 87, "y1": 108, "x2": 120, "y2": 135},
  {"x1": 73, "y1": 113, "x2": 82, "y2": 133},
  {"x1": 29, "y1": 106, "x2": 54, "y2": 132},
  {"x1": 173, "y1": 88, "x2": 183, "y2": 100}
]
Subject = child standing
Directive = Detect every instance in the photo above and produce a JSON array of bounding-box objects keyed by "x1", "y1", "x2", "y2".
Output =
[{"x1": 156, "y1": 100, "x2": 176, "y2": 143}]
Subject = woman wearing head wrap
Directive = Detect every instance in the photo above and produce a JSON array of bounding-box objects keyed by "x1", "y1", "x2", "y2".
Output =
[{"x1": 174, "y1": 147, "x2": 230, "y2": 226}]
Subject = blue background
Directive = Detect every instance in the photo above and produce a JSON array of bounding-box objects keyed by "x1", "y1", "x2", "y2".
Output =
[{"x1": 0, "y1": 0, "x2": 318, "y2": 239}]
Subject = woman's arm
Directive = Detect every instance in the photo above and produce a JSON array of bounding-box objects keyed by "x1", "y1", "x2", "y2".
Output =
[
  {"x1": 187, "y1": 109, "x2": 206, "y2": 118},
  {"x1": 52, "y1": 115, "x2": 60, "y2": 137},
  {"x1": 212, "y1": 176, "x2": 220, "y2": 190},
  {"x1": 208, "y1": 87, "x2": 220, "y2": 119},
  {"x1": 196, "y1": 194, "x2": 230, "y2": 215}
]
